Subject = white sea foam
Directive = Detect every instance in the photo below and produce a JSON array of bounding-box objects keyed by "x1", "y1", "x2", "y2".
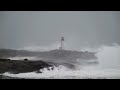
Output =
[
  {"x1": 3, "y1": 66, "x2": 120, "y2": 79},
  {"x1": 3, "y1": 44, "x2": 120, "y2": 79},
  {"x1": 8, "y1": 56, "x2": 40, "y2": 60}
]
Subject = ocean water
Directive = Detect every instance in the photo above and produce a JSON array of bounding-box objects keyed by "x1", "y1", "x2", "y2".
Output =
[
  {"x1": 2, "y1": 65, "x2": 120, "y2": 79},
  {"x1": 2, "y1": 44, "x2": 120, "y2": 79}
]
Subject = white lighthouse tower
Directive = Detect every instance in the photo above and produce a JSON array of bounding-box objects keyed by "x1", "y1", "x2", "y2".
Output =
[{"x1": 59, "y1": 37, "x2": 64, "y2": 50}]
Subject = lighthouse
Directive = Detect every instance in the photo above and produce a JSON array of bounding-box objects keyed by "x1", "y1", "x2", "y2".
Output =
[{"x1": 59, "y1": 37, "x2": 64, "y2": 50}]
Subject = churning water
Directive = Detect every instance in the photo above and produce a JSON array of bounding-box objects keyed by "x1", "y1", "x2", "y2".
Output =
[{"x1": 2, "y1": 44, "x2": 120, "y2": 79}]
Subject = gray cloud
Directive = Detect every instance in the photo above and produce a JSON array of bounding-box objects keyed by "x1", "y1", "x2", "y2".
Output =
[{"x1": 0, "y1": 11, "x2": 120, "y2": 49}]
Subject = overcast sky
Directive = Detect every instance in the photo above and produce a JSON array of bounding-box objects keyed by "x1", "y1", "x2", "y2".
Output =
[{"x1": 0, "y1": 11, "x2": 120, "y2": 50}]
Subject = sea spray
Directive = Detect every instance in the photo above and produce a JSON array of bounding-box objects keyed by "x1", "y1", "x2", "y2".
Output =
[{"x1": 3, "y1": 44, "x2": 120, "y2": 79}]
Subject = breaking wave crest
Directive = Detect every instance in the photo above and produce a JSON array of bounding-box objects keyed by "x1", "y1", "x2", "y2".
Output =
[
  {"x1": 3, "y1": 65, "x2": 120, "y2": 79},
  {"x1": 3, "y1": 44, "x2": 120, "y2": 79}
]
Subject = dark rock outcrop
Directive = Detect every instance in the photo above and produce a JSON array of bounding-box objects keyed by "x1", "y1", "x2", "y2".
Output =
[
  {"x1": 0, "y1": 49, "x2": 98, "y2": 74},
  {"x1": 24, "y1": 58, "x2": 28, "y2": 61},
  {"x1": 0, "y1": 59, "x2": 53, "y2": 74}
]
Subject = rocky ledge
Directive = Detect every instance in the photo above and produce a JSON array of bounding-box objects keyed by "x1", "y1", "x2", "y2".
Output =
[{"x1": 0, "y1": 58, "x2": 53, "y2": 74}]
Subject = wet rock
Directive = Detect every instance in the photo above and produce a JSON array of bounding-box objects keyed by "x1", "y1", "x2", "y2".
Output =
[
  {"x1": 35, "y1": 70, "x2": 42, "y2": 73},
  {"x1": 0, "y1": 59, "x2": 53, "y2": 74},
  {"x1": 24, "y1": 58, "x2": 28, "y2": 61}
]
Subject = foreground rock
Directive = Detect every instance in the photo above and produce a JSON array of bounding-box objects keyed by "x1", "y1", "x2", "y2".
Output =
[
  {"x1": 0, "y1": 49, "x2": 98, "y2": 74},
  {"x1": 0, "y1": 59, "x2": 53, "y2": 74}
]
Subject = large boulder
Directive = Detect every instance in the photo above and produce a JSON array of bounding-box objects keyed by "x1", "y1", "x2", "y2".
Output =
[{"x1": 0, "y1": 59, "x2": 53, "y2": 74}]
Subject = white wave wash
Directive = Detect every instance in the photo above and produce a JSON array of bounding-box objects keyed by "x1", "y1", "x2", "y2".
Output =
[
  {"x1": 8, "y1": 56, "x2": 40, "y2": 61},
  {"x1": 3, "y1": 44, "x2": 120, "y2": 79},
  {"x1": 3, "y1": 66, "x2": 120, "y2": 79}
]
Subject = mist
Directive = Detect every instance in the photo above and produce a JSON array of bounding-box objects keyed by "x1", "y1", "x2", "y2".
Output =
[
  {"x1": 1, "y1": 11, "x2": 120, "y2": 79},
  {"x1": 3, "y1": 44, "x2": 120, "y2": 79},
  {"x1": 0, "y1": 11, "x2": 120, "y2": 50}
]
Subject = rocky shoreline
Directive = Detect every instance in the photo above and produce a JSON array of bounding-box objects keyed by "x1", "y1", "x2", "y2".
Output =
[
  {"x1": 0, "y1": 49, "x2": 98, "y2": 76},
  {"x1": 0, "y1": 58, "x2": 53, "y2": 74}
]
